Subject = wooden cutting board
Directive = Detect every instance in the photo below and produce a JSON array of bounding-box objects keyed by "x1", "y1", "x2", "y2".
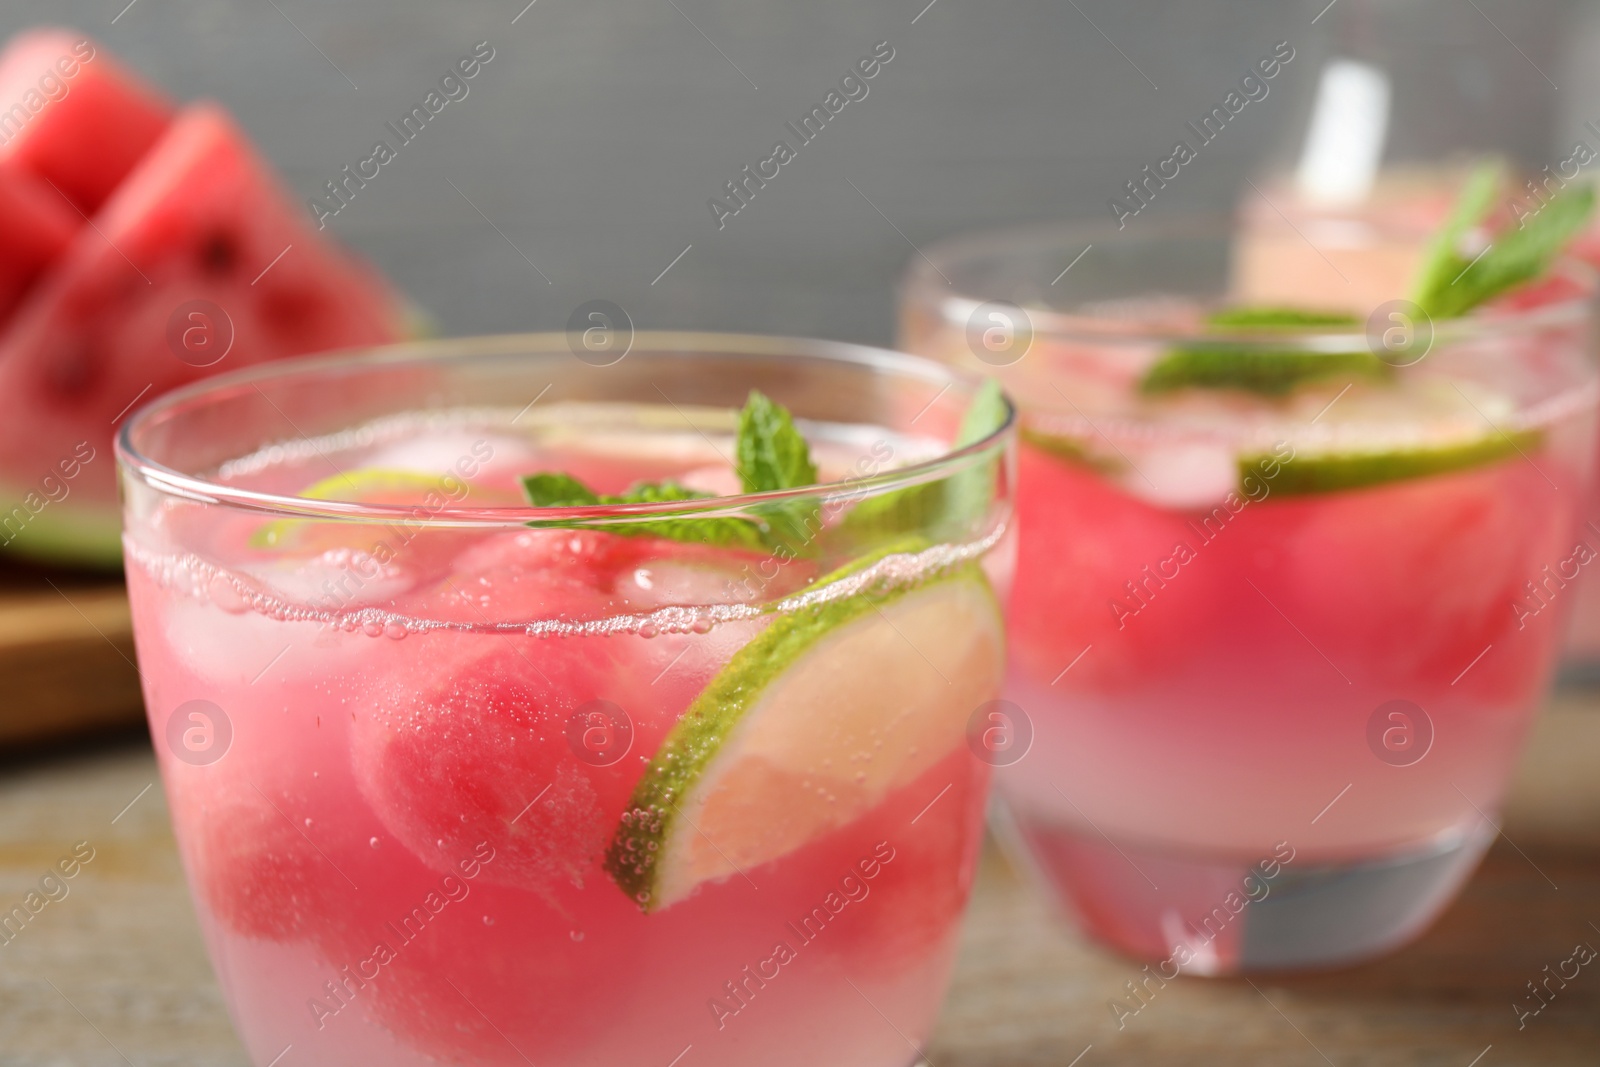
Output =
[{"x1": 0, "y1": 560, "x2": 144, "y2": 746}]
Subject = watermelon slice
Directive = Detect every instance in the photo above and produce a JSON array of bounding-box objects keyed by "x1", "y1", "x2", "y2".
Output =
[
  {"x1": 0, "y1": 165, "x2": 75, "y2": 318},
  {"x1": 0, "y1": 29, "x2": 171, "y2": 215},
  {"x1": 0, "y1": 103, "x2": 407, "y2": 565}
]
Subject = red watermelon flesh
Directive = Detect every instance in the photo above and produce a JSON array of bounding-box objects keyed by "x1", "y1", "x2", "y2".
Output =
[
  {"x1": 0, "y1": 165, "x2": 75, "y2": 318},
  {"x1": 0, "y1": 29, "x2": 171, "y2": 215},
  {"x1": 179, "y1": 779, "x2": 339, "y2": 943},
  {"x1": 0, "y1": 103, "x2": 407, "y2": 565}
]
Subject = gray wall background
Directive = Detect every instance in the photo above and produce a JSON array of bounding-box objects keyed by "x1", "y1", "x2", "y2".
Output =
[{"x1": 6, "y1": 0, "x2": 1591, "y2": 346}]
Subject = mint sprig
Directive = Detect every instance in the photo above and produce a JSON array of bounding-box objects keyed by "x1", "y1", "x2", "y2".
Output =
[
  {"x1": 735, "y1": 389, "x2": 822, "y2": 549},
  {"x1": 1412, "y1": 165, "x2": 1594, "y2": 318},
  {"x1": 521, "y1": 474, "x2": 767, "y2": 549},
  {"x1": 736, "y1": 390, "x2": 817, "y2": 492},
  {"x1": 522, "y1": 383, "x2": 1011, "y2": 551},
  {"x1": 520, "y1": 390, "x2": 819, "y2": 551},
  {"x1": 1408, "y1": 160, "x2": 1503, "y2": 318},
  {"x1": 1137, "y1": 162, "x2": 1596, "y2": 395}
]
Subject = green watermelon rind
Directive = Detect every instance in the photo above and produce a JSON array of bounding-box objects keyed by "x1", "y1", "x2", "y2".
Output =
[{"x1": 0, "y1": 489, "x2": 123, "y2": 568}]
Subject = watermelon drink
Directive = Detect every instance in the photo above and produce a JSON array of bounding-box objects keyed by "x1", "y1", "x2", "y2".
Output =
[
  {"x1": 1232, "y1": 163, "x2": 1600, "y2": 669},
  {"x1": 900, "y1": 218, "x2": 1598, "y2": 972},
  {"x1": 117, "y1": 333, "x2": 1014, "y2": 1067}
]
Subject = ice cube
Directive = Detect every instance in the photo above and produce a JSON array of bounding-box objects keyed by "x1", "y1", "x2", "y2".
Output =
[{"x1": 1119, "y1": 443, "x2": 1240, "y2": 510}]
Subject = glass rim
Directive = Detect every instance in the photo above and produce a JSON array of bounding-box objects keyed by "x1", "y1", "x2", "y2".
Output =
[
  {"x1": 904, "y1": 216, "x2": 1599, "y2": 351},
  {"x1": 115, "y1": 330, "x2": 1016, "y2": 528}
]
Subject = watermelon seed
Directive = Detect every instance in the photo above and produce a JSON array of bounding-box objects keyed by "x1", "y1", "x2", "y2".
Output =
[
  {"x1": 200, "y1": 231, "x2": 239, "y2": 275},
  {"x1": 46, "y1": 343, "x2": 99, "y2": 399}
]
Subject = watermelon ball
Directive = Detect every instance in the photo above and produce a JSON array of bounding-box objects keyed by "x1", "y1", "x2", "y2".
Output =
[
  {"x1": 311, "y1": 864, "x2": 623, "y2": 1066},
  {"x1": 175, "y1": 778, "x2": 343, "y2": 943},
  {"x1": 350, "y1": 646, "x2": 621, "y2": 897},
  {"x1": 349, "y1": 528, "x2": 729, "y2": 895},
  {"x1": 399, "y1": 527, "x2": 657, "y2": 627}
]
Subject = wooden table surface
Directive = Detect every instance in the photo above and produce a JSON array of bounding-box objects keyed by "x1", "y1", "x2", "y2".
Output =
[{"x1": 1, "y1": 694, "x2": 1596, "y2": 1067}]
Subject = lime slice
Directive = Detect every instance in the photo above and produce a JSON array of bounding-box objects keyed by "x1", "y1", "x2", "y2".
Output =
[
  {"x1": 606, "y1": 549, "x2": 1004, "y2": 911},
  {"x1": 300, "y1": 469, "x2": 455, "y2": 501},
  {"x1": 1240, "y1": 427, "x2": 1540, "y2": 497},
  {"x1": 1140, "y1": 347, "x2": 1385, "y2": 396},
  {"x1": 1022, "y1": 378, "x2": 1542, "y2": 500},
  {"x1": 1204, "y1": 307, "x2": 1361, "y2": 328},
  {"x1": 250, "y1": 468, "x2": 458, "y2": 549}
]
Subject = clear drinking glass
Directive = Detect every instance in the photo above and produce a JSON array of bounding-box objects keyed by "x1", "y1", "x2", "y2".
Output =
[
  {"x1": 1227, "y1": 169, "x2": 1600, "y2": 672},
  {"x1": 900, "y1": 222, "x2": 1597, "y2": 973},
  {"x1": 117, "y1": 332, "x2": 1015, "y2": 1066}
]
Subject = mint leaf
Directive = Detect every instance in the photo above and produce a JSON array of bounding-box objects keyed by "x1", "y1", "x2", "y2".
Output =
[
  {"x1": 733, "y1": 390, "x2": 822, "y2": 552},
  {"x1": 613, "y1": 482, "x2": 770, "y2": 550},
  {"x1": 954, "y1": 377, "x2": 1009, "y2": 448},
  {"x1": 521, "y1": 472, "x2": 600, "y2": 507},
  {"x1": 520, "y1": 475, "x2": 766, "y2": 549},
  {"x1": 518, "y1": 391, "x2": 828, "y2": 552},
  {"x1": 737, "y1": 390, "x2": 818, "y2": 493},
  {"x1": 1137, "y1": 305, "x2": 1380, "y2": 396},
  {"x1": 1415, "y1": 180, "x2": 1595, "y2": 318},
  {"x1": 844, "y1": 378, "x2": 1009, "y2": 539},
  {"x1": 1410, "y1": 160, "x2": 1504, "y2": 316}
]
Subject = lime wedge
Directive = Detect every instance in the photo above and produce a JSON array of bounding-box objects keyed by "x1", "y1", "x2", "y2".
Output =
[
  {"x1": 250, "y1": 468, "x2": 459, "y2": 549},
  {"x1": 1241, "y1": 428, "x2": 1541, "y2": 496},
  {"x1": 606, "y1": 548, "x2": 1004, "y2": 911}
]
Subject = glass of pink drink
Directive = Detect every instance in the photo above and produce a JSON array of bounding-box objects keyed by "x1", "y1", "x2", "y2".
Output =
[
  {"x1": 900, "y1": 222, "x2": 1598, "y2": 972},
  {"x1": 1233, "y1": 165, "x2": 1600, "y2": 670},
  {"x1": 117, "y1": 333, "x2": 1014, "y2": 1066}
]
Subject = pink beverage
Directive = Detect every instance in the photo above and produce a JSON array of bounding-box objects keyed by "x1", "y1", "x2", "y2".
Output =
[
  {"x1": 117, "y1": 335, "x2": 1014, "y2": 1066},
  {"x1": 901, "y1": 221, "x2": 1598, "y2": 971}
]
